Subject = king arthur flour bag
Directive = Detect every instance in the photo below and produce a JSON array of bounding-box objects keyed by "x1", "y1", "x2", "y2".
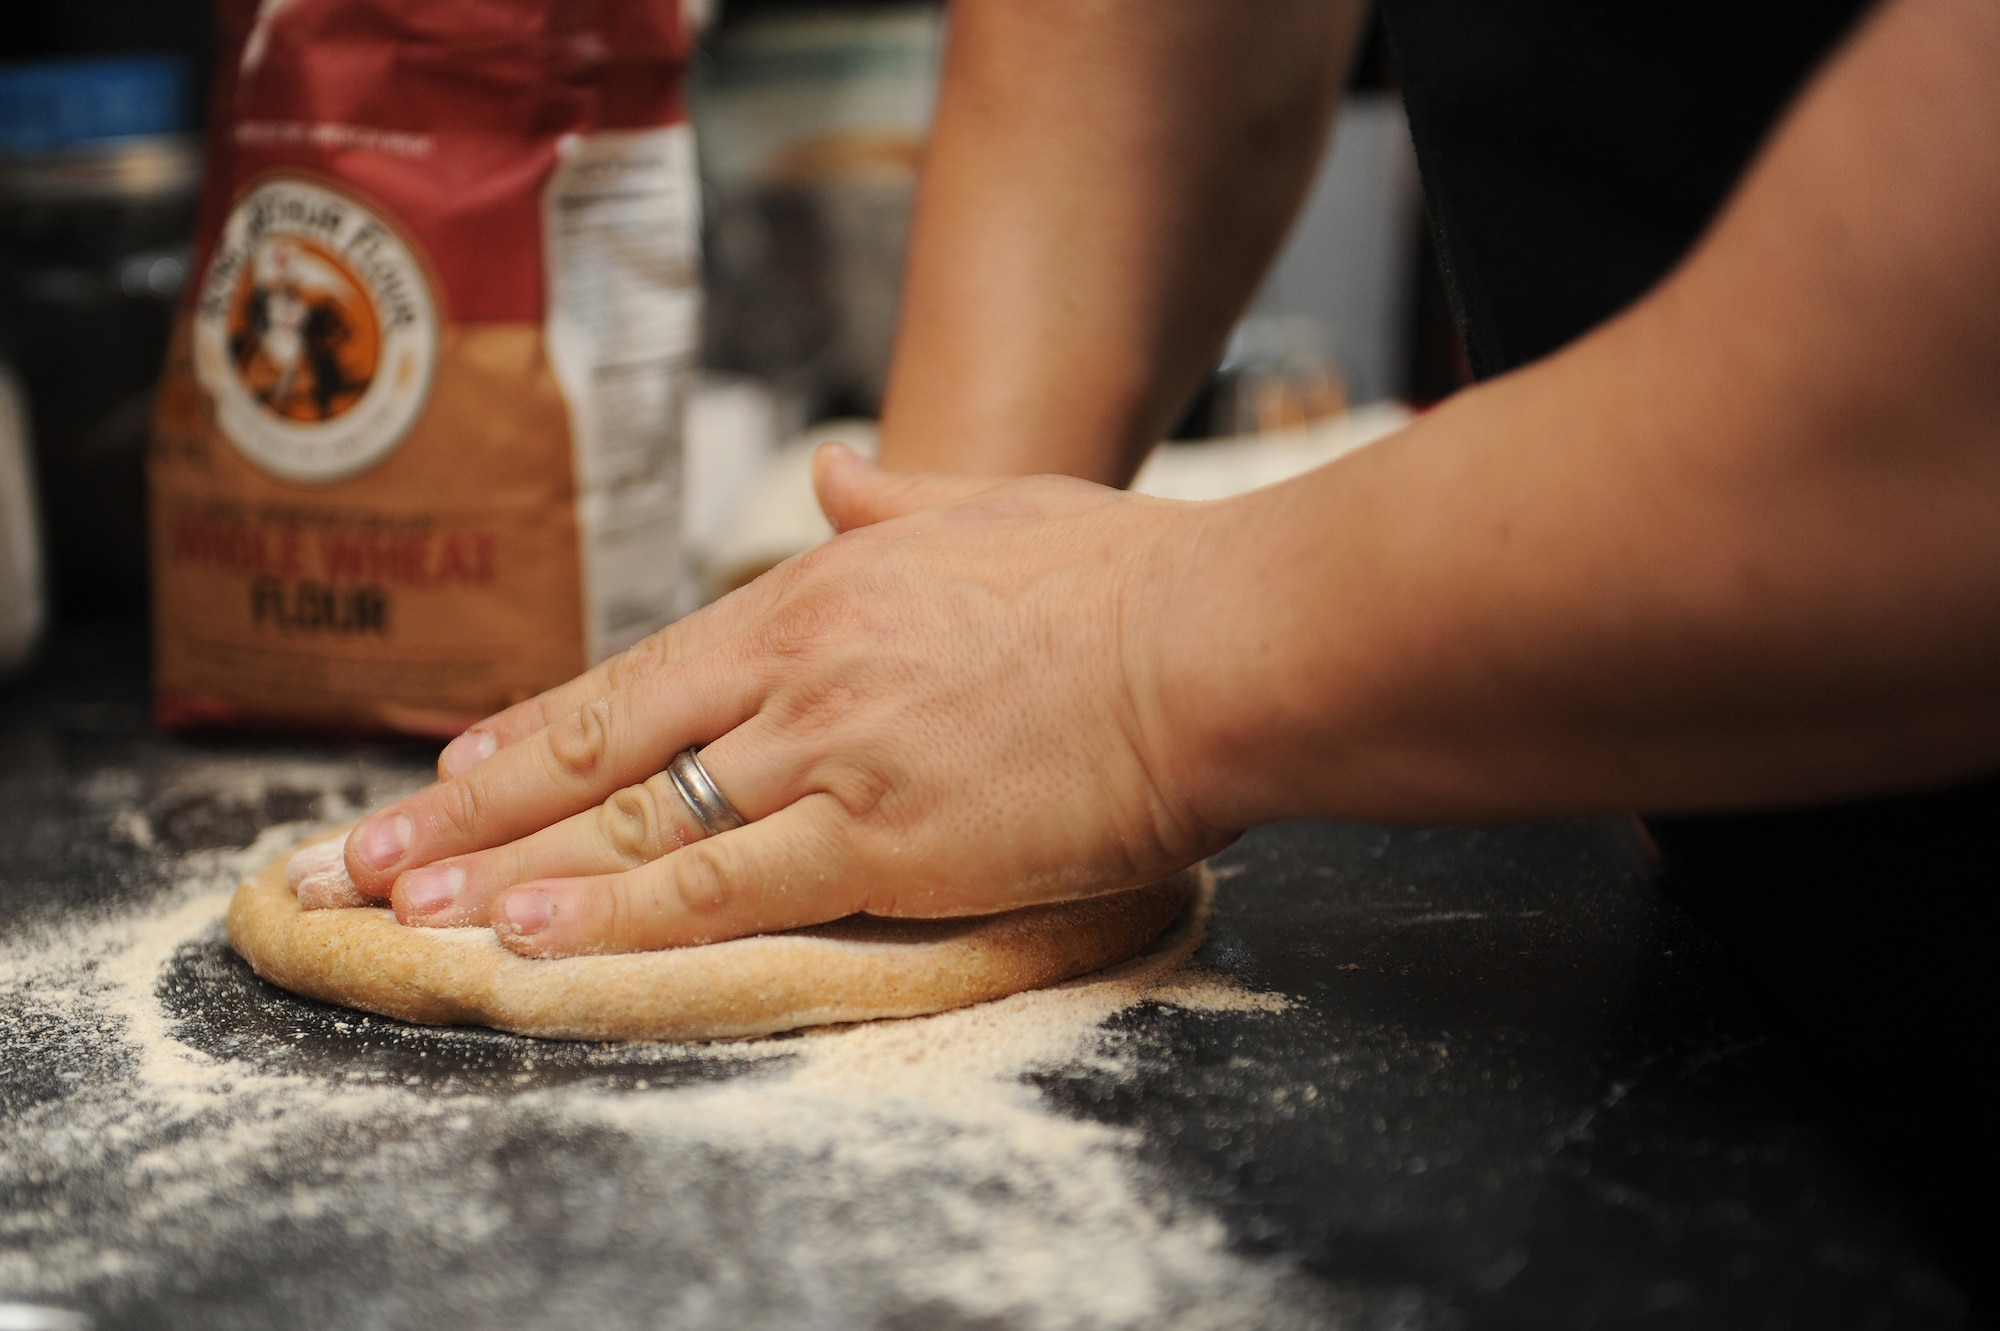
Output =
[{"x1": 150, "y1": 0, "x2": 699, "y2": 735}]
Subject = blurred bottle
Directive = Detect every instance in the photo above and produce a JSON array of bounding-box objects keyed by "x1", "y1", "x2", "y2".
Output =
[
  {"x1": 0, "y1": 55, "x2": 198, "y2": 619},
  {"x1": 1176, "y1": 316, "x2": 1350, "y2": 441},
  {"x1": 693, "y1": 5, "x2": 941, "y2": 419},
  {"x1": 0, "y1": 357, "x2": 45, "y2": 674}
]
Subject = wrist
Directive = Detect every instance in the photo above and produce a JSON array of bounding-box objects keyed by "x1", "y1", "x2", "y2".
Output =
[{"x1": 1122, "y1": 486, "x2": 1314, "y2": 841}]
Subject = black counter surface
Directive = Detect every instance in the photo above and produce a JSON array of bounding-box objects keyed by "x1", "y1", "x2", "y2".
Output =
[{"x1": 0, "y1": 628, "x2": 1977, "y2": 1330}]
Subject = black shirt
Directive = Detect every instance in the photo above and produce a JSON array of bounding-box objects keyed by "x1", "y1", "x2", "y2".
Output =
[{"x1": 1377, "y1": 0, "x2": 1998, "y2": 1295}]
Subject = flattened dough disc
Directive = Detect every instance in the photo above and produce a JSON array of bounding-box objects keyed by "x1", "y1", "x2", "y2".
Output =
[{"x1": 226, "y1": 835, "x2": 1202, "y2": 1042}]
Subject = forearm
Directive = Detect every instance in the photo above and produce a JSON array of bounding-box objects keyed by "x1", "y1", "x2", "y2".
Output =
[
  {"x1": 877, "y1": 0, "x2": 1361, "y2": 483},
  {"x1": 1150, "y1": 0, "x2": 2000, "y2": 825}
]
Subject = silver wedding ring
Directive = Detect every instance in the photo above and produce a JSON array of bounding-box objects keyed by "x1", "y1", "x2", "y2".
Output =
[{"x1": 667, "y1": 746, "x2": 747, "y2": 837}]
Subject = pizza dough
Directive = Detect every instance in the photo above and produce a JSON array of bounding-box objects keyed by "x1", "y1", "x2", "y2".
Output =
[{"x1": 226, "y1": 833, "x2": 1203, "y2": 1042}]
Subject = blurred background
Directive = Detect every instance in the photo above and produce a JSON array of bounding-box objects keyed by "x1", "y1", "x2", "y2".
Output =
[{"x1": 0, "y1": 0, "x2": 1467, "y2": 673}]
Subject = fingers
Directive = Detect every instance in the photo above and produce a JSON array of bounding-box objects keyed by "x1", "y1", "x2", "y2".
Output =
[
  {"x1": 389, "y1": 772, "x2": 690, "y2": 925},
  {"x1": 435, "y1": 603, "x2": 739, "y2": 778},
  {"x1": 811, "y1": 441, "x2": 1006, "y2": 533},
  {"x1": 346, "y1": 658, "x2": 761, "y2": 895},
  {"x1": 438, "y1": 452, "x2": 899, "y2": 783},
  {"x1": 286, "y1": 833, "x2": 374, "y2": 909},
  {"x1": 490, "y1": 795, "x2": 862, "y2": 957},
  {"x1": 391, "y1": 724, "x2": 794, "y2": 927},
  {"x1": 437, "y1": 646, "x2": 652, "y2": 779}
]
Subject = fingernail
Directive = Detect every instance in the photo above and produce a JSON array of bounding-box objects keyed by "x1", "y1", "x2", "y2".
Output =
[
  {"x1": 286, "y1": 835, "x2": 346, "y2": 888},
  {"x1": 354, "y1": 814, "x2": 413, "y2": 871},
  {"x1": 400, "y1": 864, "x2": 465, "y2": 916},
  {"x1": 439, "y1": 729, "x2": 497, "y2": 776},
  {"x1": 297, "y1": 866, "x2": 370, "y2": 911},
  {"x1": 499, "y1": 891, "x2": 554, "y2": 937}
]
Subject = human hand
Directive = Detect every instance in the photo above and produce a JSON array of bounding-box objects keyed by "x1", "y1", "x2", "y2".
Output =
[{"x1": 334, "y1": 444, "x2": 1230, "y2": 956}]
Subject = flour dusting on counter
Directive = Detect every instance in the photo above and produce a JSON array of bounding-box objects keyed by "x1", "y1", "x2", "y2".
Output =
[{"x1": 0, "y1": 821, "x2": 1354, "y2": 1331}]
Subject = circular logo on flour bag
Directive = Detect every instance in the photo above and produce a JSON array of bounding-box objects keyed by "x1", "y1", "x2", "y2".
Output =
[{"x1": 194, "y1": 176, "x2": 438, "y2": 483}]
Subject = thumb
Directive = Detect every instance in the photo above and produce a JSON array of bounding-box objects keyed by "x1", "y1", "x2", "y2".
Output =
[{"x1": 812, "y1": 441, "x2": 1004, "y2": 534}]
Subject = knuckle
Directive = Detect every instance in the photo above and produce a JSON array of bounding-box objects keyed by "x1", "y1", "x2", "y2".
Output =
[
  {"x1": 755, "y1": 575, "x2": 868, "y2": 666},
  {"x1": 598, "y1": 782, "x2": 680, "y2": 866},
  {"x1": 671, "y1": 847, "x2": 736, "y2": 918},
  {"x1": 603, "y1": 876, "x2": 650, "y2": 952},
  {"x1": 546, "y1": 698, "x2": 614, "y2": 782},
  {"x1": 817, "y1": 753, "x2": 895, "y2": 822},
  {"x1": 523, "y1": 694, "x2": 560, "y2": 733},
  {"x1": 767, "y1": 657, "x2": 879, "y2": 729},
  {"x1": 759, "y1": 604, "x2": 836, "y2": 666},
  {"x1": 500, "y1": 840, "x2": 535, "y2": 889},
  {"x1": 605, "y1": 629, "x2": 668, "y2": 692},
  {"x1": 436, "y1": 776, "x2": 488, "y2": 841}
]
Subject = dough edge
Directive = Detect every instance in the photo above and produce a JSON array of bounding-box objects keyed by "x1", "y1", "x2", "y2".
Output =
[{"x1": 226, "y1": 830, "x2": 1206, "y2": 1042}]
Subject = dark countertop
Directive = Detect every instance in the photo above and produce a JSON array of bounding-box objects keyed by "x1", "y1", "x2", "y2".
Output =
[{"x1": 0, "y1": 627, "x2": 1976, "y2": 1330}]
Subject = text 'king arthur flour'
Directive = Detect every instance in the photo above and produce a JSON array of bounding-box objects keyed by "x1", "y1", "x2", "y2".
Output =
[{"x1": 151, "y1": 0, "x2": 699, "y2": 736}]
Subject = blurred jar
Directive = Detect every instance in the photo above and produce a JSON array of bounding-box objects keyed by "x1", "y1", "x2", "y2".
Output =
[
  {"x1": 693, "y1": 5, "x2": 941, "y2": 418},
  {"x1": 1207, "y1": 316, "x2": 1349, "y2": 439},
  {"x1": 0, "y1": 55, "x2": 198, "y2": 618},
  {"x1": 0, "y1": 357, "x2": 44, "y2": 675}
]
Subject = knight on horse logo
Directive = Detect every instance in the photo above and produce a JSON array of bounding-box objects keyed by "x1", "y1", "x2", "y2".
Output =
[
  {"x1": 195, "y1": 176, "x2": 437, "y2": 483},
  {"x1": 229, "y1": 236, "x2": 376, "y2": 423}
]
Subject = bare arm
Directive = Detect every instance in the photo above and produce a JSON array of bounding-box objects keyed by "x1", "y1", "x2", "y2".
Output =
[
  {"x1": 875, "y1": 0, "x2": 1363, "y2": 483},
  {"x1": 327, "y1": 0, "x2": 2000, "y2": 960},
  {"x1": 1153, "y1": 0, "x2": 2000, "y2": 825}
]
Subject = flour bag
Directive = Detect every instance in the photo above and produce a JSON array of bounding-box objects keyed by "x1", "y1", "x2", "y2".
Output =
[{"x1": 151, "y1": 0, "x2": 699, "y2": 734}]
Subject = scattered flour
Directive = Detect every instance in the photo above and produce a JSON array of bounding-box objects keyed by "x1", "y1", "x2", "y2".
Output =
[{"x1": 0, "y1": 822, "x2": 1367, "y2": 1331}]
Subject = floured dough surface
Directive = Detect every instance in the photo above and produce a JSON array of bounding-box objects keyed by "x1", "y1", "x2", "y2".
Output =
[{"x1": 226, "y1": 835, "x2": 1202, "y2": 1041}]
